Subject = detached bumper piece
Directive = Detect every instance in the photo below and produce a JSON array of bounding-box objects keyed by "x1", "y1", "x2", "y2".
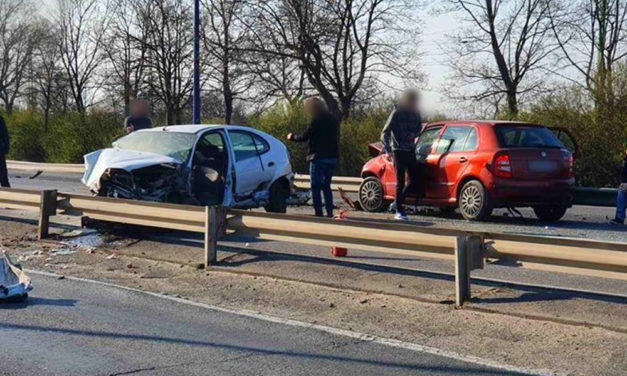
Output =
[{"x1": 0, "y1": 251, "x2": 33, "y2": 301}]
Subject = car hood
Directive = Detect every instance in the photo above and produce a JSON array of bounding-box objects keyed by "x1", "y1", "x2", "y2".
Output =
[{"x1": 82, "y1": 148, "x2": 182, "y2": 191}]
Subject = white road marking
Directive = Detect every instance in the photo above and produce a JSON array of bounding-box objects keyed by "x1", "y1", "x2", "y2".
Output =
[{"x1": 27, "y1": 269, "x2": 562, "y2": 376}]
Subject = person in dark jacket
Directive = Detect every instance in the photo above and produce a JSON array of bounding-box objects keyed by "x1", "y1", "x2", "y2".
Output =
[
  {"x1": 381, "y1": 89, "x2": 422, "y2": 220},
  {"x1": 0, "y1": 114, "x2": 10, "y2": 188},
  {"x1": 287, "y1": 97, "x2": 340, "y2": 217},
  {"x1": 610, "y1": 148, "x2": 627, "y2": 225},
  {"x1": 124, "y1": 99, "x2": 152, "y2": 134}
]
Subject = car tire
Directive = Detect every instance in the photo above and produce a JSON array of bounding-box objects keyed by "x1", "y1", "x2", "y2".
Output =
[
  {"x1": 533, "y1": 205, "x2": 567, "y2": 222},
  {"x1": 358, "y1": 176, "x2": 387, "y2": 213},
  {"x1": 458, "y1": 180, "x2": 492, "y2": 221},
  {"x1": 265, "y1": 181, "x2": 288, "y2": 214}
]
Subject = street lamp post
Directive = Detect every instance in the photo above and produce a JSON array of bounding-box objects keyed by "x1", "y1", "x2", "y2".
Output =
[{"x1": 193, "y1": 0, "x2": 201, "y2": 124}]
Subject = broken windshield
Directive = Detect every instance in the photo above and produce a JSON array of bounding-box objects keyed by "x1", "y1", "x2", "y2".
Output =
[{"x1": 113, "y1": 131, "x2": 196, "y2": 162}]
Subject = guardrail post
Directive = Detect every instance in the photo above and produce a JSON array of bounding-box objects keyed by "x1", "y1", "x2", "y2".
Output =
[
  {"x1": 38, "y1": 190, "x2": 57, "y2": 240},
  {"x1": 455, "y1": 236, "x2": 471, "y2": 306},
  {"x1": 204, "y1": 206, "x2": 226, "y2": 269},
  {"x1": 455, "y1": 235, "x2": 485, "y2": 307}
]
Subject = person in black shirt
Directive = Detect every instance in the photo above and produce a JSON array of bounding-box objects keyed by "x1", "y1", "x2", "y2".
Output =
[
  {"x1": 381, "y1": 89, "x2": 422, "y2": 220},
  {"x1": 610, "y1": 148, "x2": 627, "y2": 225},
  {"x1": 287, "y1": 97, "x2": 340, "y2": 217},
  {"x1": 124, "y1": 99, "x2": 152, "y2": 134},
  {"x1": 0, "y1": 114, "x2": 10, "y2": 188}
]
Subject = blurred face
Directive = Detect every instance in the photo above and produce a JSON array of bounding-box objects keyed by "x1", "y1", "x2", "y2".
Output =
[
  {"x1": 304, "y1": 99, "x2": 316, "y2": 117},
  {"x1": 131, "y1": 101, "x2": 149, "y2": 116},
  {"x1": 400, "y1": 93, "x2": 418, "y2": 111}
]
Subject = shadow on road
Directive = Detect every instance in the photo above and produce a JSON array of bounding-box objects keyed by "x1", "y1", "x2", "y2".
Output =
[
  {"x1": 0, "y1": 322, "x2": 528, "y2": 375},
  {"x1": 0, "y1": 297, "x2": 78, "y2": 309}
]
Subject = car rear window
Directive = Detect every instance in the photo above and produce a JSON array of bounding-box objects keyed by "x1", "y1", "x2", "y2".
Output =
[{"x1": 494, "y1": 125, "x2": 563, "y2": 149}]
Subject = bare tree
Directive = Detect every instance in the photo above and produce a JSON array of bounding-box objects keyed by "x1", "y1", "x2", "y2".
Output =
[
  {"x1": 249, "y1": 53, "x2": 309, "y2": 105},
  {"x1": 55, "y1": 0, "x2": 109, "y2": 113},
  {"x1": 201, "y1": 0, "x2": 255, "y2": 124},
  {"x1": 103, "y1": 0, "x2": 149, "y2": 116},
  {"x1": 0, "y1": 0, "x2": 37, "y2": 113},
  {"x1": 446, "y1": 0, "x2": 554, "y2": 119},
  {"x1": 131, "y1": 0, "x2": 194, "y2": 125},
  {"x1": 549, "y1": 0, "x2": 627, "y2": 108},
  {"x1": 248, "y1": 0, "x2": 420, "y2": 120},
  {"x1": 31, "y1": 22, "x2": 69, "y2": 130}
]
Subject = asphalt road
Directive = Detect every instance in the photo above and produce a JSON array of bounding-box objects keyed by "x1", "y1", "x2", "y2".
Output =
[
  {"x1": 0, "y1": 274, "x2": 529, "y2": 376},
  {"x1": 7, "y1": 170, "x2": 627, "y2": 242}
]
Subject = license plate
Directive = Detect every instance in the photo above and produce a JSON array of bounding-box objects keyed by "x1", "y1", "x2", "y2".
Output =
[{"x1": 528, "y1": 160, "x2": 558, "y2": 173}]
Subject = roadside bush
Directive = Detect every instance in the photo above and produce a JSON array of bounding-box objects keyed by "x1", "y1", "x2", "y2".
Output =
[
  {"x1": 5, "y1": 111, "x2": 46, "y2": 162},
  {"x1": 43, "y1": 111, "x2": 122, "y2": 163},
  {"x1": 4, "y1": 110, "x2": 122, "y2": 164},
  {"x1": 253, "y1": 101, "x2": 390, "y2": 176},
  {"x1": 521, "y1": 87, "x2": 627, "y2": 187}
]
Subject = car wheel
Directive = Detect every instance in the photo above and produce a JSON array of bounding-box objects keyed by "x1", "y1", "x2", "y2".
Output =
[
  {"x1": 265, "y1": 181, "x2": 288, "y2": 214},
  {"x1": 533, "y1": 205, "x2": 567, "y2": 222},
  {"x1": 358, "y1": 177, "x2": 387, "y2": 212},
  {"x1": 458, "y1": 180, "x2": 492, "y2": 221}
]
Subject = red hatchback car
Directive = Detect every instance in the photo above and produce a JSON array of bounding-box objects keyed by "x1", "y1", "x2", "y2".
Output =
[{"x1": 358, "y1": 121, "x2": 577, "y2": 221}]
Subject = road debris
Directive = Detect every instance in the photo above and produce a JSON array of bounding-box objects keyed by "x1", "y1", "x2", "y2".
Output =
[{"x1": 0, "y1": 251, "x2": 32, "y2": 301}]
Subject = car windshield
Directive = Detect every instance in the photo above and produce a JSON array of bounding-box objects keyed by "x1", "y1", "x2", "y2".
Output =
[
  {"x1": 113, "y1": 131, "x2": 196, "y2": 162},
  {"x1": 494, "y1": 125, "x2": 563, "y2": 149}
]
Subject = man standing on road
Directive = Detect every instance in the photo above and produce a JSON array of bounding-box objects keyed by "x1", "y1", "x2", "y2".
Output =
[
  {"x1": 287, "y1": 97, "x2": 340, "y2": 218},
  {"x1": 124, "y1": 99, "x2": 153, "y2": 134},
  {"x1": 0, "y1": 114, "x2": 10, "y2": 187},
  {"x1": 381, "y1": 89, "x2": 422, "y2": 221},
  {"x1": 610, "y1": 148, "x2": 627, "y2": 225}
]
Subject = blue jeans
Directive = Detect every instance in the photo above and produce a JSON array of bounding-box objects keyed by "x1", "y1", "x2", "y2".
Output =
[
  {"x1": 616, "y1": 187, "x2": 627, "y2": 222},
  {"x1": 310, "y1": 158, "x2": 337, "y2": 217}
]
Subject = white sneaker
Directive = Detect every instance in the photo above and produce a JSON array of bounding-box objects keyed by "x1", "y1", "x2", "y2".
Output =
[{"x1": 394, "y1": 212, "x2": 408, "y2": 221}]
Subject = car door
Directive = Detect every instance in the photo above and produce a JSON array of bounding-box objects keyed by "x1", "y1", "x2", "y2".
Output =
[
  {"x1": 251, "y1": 132, "x2": 276, "y2": 184},
  {"x1": 228, "y1": 130, "x2": 267, "y2": 198},
  {"x1": 550, "y1": 127, "x2": 578, "y2": 157},
  {"x1": 415, "y1": 126, "x2": 443, "y2": 199},
  {"x1": 438, "y1": 126, "x2": 477, "y2": 199}
]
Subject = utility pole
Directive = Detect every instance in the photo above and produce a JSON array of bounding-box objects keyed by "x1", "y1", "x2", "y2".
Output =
[{"x1": 193, "y1": 0, "x2": 201, "y2": 124}]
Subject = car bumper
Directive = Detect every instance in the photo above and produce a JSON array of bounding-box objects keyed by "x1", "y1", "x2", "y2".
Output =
[{"x1": 488, "y1": 178, "x2": 575, "y2": 207}]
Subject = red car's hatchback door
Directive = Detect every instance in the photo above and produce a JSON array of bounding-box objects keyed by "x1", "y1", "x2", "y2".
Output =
[{"x1": 493, "y1": 125, "x2": 572, "y2": 180}]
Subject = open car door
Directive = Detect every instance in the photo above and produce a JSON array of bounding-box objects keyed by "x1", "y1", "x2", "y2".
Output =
[{"x1": 550, "y1": 127, "x2": 578, "y2": 158}]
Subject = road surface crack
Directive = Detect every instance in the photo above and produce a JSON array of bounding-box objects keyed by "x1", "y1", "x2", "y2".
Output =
[{"x1": 108, "y1": 362, "x2": 192, "y2": 376}]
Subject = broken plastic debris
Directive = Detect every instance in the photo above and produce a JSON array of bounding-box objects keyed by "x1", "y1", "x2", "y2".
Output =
[
  {"x1": 53, "y1": 248, "x2": 77, "y2": 256},
  {"x1": 0, "y1": 251, "x2": 33, "y2": 301}
]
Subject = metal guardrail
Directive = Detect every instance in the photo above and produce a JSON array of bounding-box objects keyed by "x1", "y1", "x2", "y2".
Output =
[
  {"x1": 7, "y1": 160, "x2": 84, "y2": 174},
  {"x1": 7, "y1": 161, "x2": 618, "y2": 207},
  {"x1": 295, "y1": 175, "x2": 618, "y2": 207},
  {"x1": 0, "y1": 187, "x2": 626, "y2": 306}
]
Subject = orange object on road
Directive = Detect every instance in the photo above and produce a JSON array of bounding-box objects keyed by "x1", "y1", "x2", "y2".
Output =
[{"x1": 331, "y1": 211, "x2": 348, "y2": 257}]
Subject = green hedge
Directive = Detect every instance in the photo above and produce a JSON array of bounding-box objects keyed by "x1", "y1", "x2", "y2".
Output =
[
  {"x1": 5, "y1": 110, "x2": 122, "y2": 163},
  {"x1": 252, "y1": 102, "x2": 390, "y2": 176}
]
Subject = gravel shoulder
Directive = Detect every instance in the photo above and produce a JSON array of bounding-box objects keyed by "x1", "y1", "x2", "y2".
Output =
[{"x1": 1, "y1": 211, "x2": 626, "y2": 376}]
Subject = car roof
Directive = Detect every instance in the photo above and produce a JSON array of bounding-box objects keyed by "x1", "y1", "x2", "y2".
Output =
[
  {"x1": 142, "y1": 124, "x2": 253, "y2": 134},
  {"x1": 427, "y1": 120, "x2": 543, "y2": 127}
]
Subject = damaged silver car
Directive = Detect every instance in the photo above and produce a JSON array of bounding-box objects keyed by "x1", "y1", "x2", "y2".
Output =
[{"x1": 83, "y1": 125, "x2": 294, "y2": 212}]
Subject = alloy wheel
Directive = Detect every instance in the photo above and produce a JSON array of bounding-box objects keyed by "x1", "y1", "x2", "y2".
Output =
[{"x1": 460, "y1": 185, "x2": 482, "y2": 218}]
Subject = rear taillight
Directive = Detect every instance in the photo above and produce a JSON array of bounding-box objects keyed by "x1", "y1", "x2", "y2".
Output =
[
  {"x1": 567, "y1": 153, "x2": 574, "y2": 178},
  {"x1": 493, "y1": 153, "x2": 512, "y2": 178}
]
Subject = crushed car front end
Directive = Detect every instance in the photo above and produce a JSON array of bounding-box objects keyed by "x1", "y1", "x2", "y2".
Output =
[{"x1": 82, "y1": 148, "x2": 189, "y2": 203}]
